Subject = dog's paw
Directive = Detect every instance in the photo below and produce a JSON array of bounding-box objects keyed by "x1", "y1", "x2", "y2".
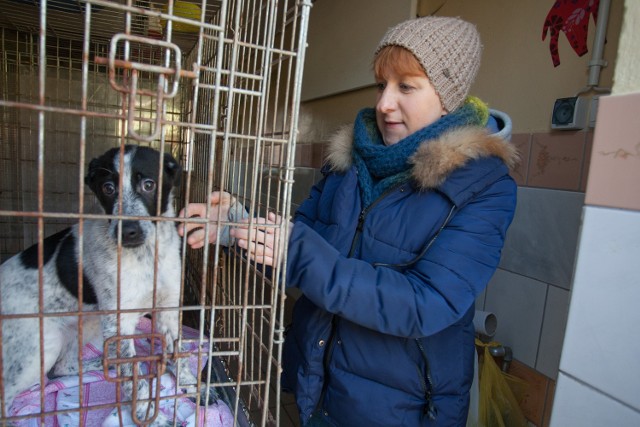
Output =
[
  {"x1": 150, "y1": 412, "x2": 174, "y2": 427},
  {"x1": 122, "y1": 379, "x2": 169, "y2": 426},
  {"x1": 135, "y1": 401, "x2": 170, "y2": 426},
  {"x1": 167, "y1": 358, "x2": 199, "y2": 389}
]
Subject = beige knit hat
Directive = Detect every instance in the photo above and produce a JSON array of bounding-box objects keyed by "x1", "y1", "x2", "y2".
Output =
[{"x1": 375, "y1": 16, "x2": 482, "y2": 112}]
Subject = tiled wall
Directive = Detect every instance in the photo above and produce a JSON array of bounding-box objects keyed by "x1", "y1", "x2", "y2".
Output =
[
  {"x1": 293, "y1": 127, "x2": 594, "y2": 192},
  {"x1": 482, "y1": 182, "x2": 583, "y2": 377},
  {"x1": 476, "y1": 186, "x2": 582, "y2": 426},
  {"x1": 549, "y1": 93, "x2": 640, "y2": 426},
  {"x1": 509, "y1": 130, "x2": 593, "y2": 191}
]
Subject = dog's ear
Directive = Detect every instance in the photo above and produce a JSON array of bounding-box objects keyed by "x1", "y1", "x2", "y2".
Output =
[
  {"x1": 84, "y1": 158, "x2": 100, "y2": 188},
  {"x1": 163, "y1": 152, "x2": 182, "y2": 187}
]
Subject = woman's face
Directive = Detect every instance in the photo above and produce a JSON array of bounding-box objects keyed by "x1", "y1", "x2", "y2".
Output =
[{"x1": 375, "y1": 70, "x2": 446, "y2": 146}]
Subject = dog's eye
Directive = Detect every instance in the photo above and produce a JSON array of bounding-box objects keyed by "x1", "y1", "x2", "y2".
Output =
[
  {"x1": 102, "y1": 182, "x2": 116, "y2": 196},
  {"x1": 141, "y1": 179, "x2": 156, "y2": 193}
]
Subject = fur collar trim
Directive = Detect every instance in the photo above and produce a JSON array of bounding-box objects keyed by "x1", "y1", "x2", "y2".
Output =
[{"x1": 324, "y1": 125, "x2": 519, "y2": 190}]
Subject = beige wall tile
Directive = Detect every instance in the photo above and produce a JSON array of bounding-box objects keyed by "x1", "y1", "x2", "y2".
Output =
[
  {"x1": 528, "y1": 132, "x2": 586, "y2": 190},
  {"x1": 585, "y1": 93, "x2": 640, "y2": 210},
  {"x1": 510, "y1": 133, "x2": 531, "y2": 186}
]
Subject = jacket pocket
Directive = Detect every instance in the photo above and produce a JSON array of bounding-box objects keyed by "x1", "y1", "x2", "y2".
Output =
[{"x1": 281, "y1": 295, "x2": 334, "y2": 418}]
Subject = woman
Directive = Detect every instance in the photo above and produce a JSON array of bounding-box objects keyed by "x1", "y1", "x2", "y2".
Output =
[{"x1": 180, "y1": 16, "x2": 518, "y2": 426}]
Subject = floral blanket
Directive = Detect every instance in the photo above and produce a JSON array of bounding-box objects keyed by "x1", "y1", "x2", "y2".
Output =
[{"x1": 8, "y1": 317, "x2": 235, "y2": 427}]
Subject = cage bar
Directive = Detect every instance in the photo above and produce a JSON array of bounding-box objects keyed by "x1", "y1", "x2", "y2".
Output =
[{"x1": 0, "y1": 0, "x2": 311, "y2": 425}]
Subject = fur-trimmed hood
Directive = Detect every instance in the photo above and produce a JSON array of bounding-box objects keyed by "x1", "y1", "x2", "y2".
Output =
[{"x1": 325, "y1": 123, "x2": 519, "y2": 190}]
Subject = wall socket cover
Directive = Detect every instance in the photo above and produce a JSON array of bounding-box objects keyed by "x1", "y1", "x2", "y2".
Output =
[{"x1": 551, "y1": 96, "x2": 588, "y2": 130}]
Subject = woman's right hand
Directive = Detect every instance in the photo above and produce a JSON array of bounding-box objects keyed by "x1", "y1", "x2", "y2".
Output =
[
  {"x1": 231, "y1": 212, "x2": 292, "y2": 267},
  {"x1": 178, "y1": 191, "x2": 238, "y2": 249}
]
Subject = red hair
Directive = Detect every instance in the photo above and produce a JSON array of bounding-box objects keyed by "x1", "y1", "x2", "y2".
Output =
[{"x1": 373, "y1": 46, "x2": 426, "y2": 80}]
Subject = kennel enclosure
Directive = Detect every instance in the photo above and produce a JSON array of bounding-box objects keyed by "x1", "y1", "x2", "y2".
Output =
[{"x1": 0, "y1": 0, "x2": 311, "y2": 425}]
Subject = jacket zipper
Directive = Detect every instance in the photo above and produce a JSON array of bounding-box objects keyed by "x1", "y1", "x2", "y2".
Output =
[
  {"x1": 348, "y1": 184, "x2": 405, "y2": 257},
  {"x1": 316, "y1": 316, "x2": 338, "y2": 416},
  {"x1": 416, "y1": 339, "x2": 437, "y2": 421},
  {"x1": 405, "y1": 207, "x2": 457, "y2": 422},
  {"x1": 316, "y1": 185, "x2": 405, "y2": 415},
  {"x1": 325, "y1": 186, "x2": 454, "y2": 420},
  {"x1": 357, "y1": 195, "x2": 456, "y2": 421}
]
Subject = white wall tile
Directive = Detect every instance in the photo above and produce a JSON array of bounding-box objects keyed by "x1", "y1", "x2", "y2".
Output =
[
  {"x1": 550, "y1": 373, "x2": 640, "y2": 427},
  {"x1": 559, "y1": 206, "x2": 640, "y2": 411}
]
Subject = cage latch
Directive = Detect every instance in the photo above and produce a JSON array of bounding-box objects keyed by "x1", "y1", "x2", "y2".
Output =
[
  {"x1": 103, "y1": 333, "x2": 168, "y2": 426},
  {"x1": 94, "y1": 33, "x2": 196, "y2": 143}
]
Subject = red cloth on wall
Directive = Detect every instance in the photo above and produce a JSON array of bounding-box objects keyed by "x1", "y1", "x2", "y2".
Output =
[{"x1": 542, "y1": 0, "x2": 599, "y2": 67}]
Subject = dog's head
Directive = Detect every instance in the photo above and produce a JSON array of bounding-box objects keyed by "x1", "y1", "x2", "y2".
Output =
[{"x1": 85, "y1": 145, "x2": 182, "y2": 247}]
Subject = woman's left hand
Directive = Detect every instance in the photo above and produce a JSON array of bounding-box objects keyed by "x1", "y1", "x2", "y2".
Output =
[{"x1": 231, "y1": 212, "x2": 292, "y2": 267}]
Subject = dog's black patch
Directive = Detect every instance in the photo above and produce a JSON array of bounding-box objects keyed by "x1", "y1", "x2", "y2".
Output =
[
  {"x1": 56, "y1": 232, "x2": 98, "y2": 305},
  {"x1": 84, "y1": 145, "x2": 181, "y2": 217},
  {"x1": 130, "y1": 146, "x2": 181, "y2": 216},
  {"x1": 20, "y1": 228, "x2": 72, "y2": 269},
  {"x1": 84, "y1": 146, "x2": 128, "y2": 215}
]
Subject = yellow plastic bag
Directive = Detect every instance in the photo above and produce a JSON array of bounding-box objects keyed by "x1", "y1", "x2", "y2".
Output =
[{"x1": 476, "y1": 339, "x2": 529, "y2": 427}]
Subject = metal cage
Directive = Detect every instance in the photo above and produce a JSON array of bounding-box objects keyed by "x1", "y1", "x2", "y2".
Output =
[{"x1": 0, "y1": 0, "x2": 311, "y2": 425}]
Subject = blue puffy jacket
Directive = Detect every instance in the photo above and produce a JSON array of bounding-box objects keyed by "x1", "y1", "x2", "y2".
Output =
[{"x1": 283, "y1": 112, "x2": 518, "y2": 426}]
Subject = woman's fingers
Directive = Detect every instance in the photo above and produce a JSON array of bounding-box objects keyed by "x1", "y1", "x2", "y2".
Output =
[
  {"x1": 210, "y1": 190, "x2": 236, "y2": 210},
  {"x1": 182, "y1": 202, "x2": 206, "y2": 218},
  {"x1": 232, "y1": 223, "x2": 273, "y2": 245},
  {"x1": 185, "y1": 228, "x2": 208, "y2": 248},
  {"x1": 231, "y1": 215, "x2": 286, "y2": 267},
  {"x1": 178, "y1": 203, "x2": 206, "y2": 237},
  {"x1": 178, "y1": 191, "x2": 237, "y2": 247},
  {"x1": 266, "y1": 211, "x2": 279, "y2": 223},
  {"x1": 178, "y1": 197, "x2": 285, "y2": 258},
  {"x1": 236, "y1": 236, "x2": 277, "y2": 266}
]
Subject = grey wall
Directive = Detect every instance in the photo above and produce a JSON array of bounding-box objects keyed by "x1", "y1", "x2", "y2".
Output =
[{"x1": 478, "y1": 187, "x2": 584, "y2": 379}]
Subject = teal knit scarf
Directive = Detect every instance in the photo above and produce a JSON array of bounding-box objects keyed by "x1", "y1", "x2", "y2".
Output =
[{"x1": 352, "y1": 99, "x2": 488, "y2": 208}]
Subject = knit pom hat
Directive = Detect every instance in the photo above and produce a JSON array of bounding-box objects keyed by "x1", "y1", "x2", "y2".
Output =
[{"x1": 376, "y1": 16, "x2": 482, "y2": 112}]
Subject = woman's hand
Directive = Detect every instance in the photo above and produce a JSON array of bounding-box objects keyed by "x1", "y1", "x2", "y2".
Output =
[
  {"x1": 178, "y1": 191, "x2": 242, "y2": 249},
  {"x1": 231, "y1": 212, "x2": 293, "y2": 267}
]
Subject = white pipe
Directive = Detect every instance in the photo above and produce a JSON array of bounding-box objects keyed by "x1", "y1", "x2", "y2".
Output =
[
  {"x1": 473, "y1": 310, "x2": 497, "y2": 337},
  {"x1": 587, "y1": 0, "x2": 611, "y2": 87}
]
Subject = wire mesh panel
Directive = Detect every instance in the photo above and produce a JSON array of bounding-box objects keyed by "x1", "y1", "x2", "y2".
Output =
[{"x1": 0, "y1": 1, "x2": 311, "y2": 426}]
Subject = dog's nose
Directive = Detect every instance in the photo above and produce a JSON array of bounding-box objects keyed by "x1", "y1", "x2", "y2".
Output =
[{"x1": 119, "y1": 220, "x2": 146, "y2": 247}]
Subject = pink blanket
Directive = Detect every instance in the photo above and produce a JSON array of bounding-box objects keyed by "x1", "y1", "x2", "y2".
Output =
[{"x1": 9, "y1": 318, "x2": 235, "y2": 426}]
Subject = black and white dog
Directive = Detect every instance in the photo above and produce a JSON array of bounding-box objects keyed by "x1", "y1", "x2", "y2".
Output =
[{"x1": 0, "y1": 145, "x2": 197, "y2": 425}]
